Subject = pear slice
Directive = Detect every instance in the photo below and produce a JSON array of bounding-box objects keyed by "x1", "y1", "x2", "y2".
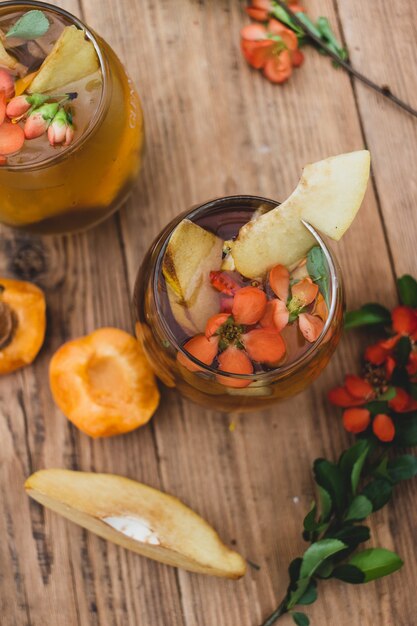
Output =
[
  {"x1": 163, "y1": 219, "x2": 223, "y2": 332},
  {"x1": 25, "y1": 469, "x2": 246, "y2": 579},
  {"x1": 0, "y1": 40, "x2": 19, "y2": 71},
  {"x1": 232, "y1": 151, "x2": 370, "y2": 278},
  {"x1": 28, "y1": 25, "x2": 99, "y2": 93}
]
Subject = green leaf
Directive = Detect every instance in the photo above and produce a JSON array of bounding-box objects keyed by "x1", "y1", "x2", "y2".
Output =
[
  {"x1": 348, "y1": 548, "x2": 403, "y2": 582},
  {"x1": 314, "y1": 459, "x2": 344, "y2": 513},
  {"x1": 398, "y1": 275, "x2": 417, "y2": 307},
  {"x1": 292, "y1": 611, "x2": 310, "y2": 626},
  {"x1": 296, "y1": 12, "x2": 323, "y2": 39},
  {"x1": 318, "y1": 486, "x2": 332, "y2": 522},
  {"x1": 387, "y1": 455, "x2": 417, "y2": 483},
  {"x1": 289, "y1": 557, "x2": 302, "y2": 583},
  {"x1": 332, "y1": 564, "x2": 365, "y2": 584},
  {"x1": 394, "y1": 336, "x2": 412, "y2": 368},
  {"x1": 300, "y1": 539, "x2": 346, "y2": 579},
  {"x1": 306, "y1": 246, "x2": 330, "y2": 306},
  {"x1": 316, "y1": 16, "x2": 345, "y2": 56},
  {"x1": 327, "y1": 524, "x2": 370, "y2": 550},
  {"x1": 378, "y1": 387, "x2": 397, "y2": 401},
  {"x1": 303, "y1": 502, "x2": 318, "y2": 532},
  {"x1": 345, "y1": 495, "x2": 373, "y2": 521},
  {"x1": 339, "y1": 439, "x2": 370, "y2": 494},
  {"x1": 344, "y1": 303, "x2": 391, "y2": 330},
  {"x1": 297, "y1": 580, "x2": 317, "y2": 606},
  {"x1": 6, "y1": 10, "x2": 49, "y2": 40},
  {"x1": 270, "y1": 4, "x2": 304, "y2": 35},
  {"x1": 394, "y1": 413, "x2": 417, "y2": 446},
  {"x1": 362, "y1": 479, "x2": 392, "y2": 511}
]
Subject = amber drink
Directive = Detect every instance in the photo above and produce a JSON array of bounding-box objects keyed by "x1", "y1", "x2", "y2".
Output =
[
  {"x1": 0, "y1": 1, "x2": 144, "y2": 233},
  {"x1": 134, "y1": 196, "x2": 344, "y2": 412}
]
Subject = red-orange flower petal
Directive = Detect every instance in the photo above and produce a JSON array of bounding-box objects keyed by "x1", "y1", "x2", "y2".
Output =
[
  {"x1": 364, "y1": 342, "x2": 387, "y2": 365},
  {"x1": 298, "y1": 312, "x2": 324, "y2": 343},
  {"x1": 407, "y1": 352, "x2": 417, "y2": 377},
  {"x1": 269, "y1": 264, "x2": 290, "y2": 301},
  {"x1": 372, "y1": 413, "x2": 395, "y2": 442},
  {"x1": 344, "y1": 375, "x2": 374, "y2": 400},
  {"x1": 177, "y1": 335, "x2": 219, "y2": 372},
  {"x1": 260, "y1": 298, "x2": 289, "y2": 332},
  {"x1": 205, "y1": 313, "x2": 230, "y2": 338},
  {"x1": 241, "y1": 23, "x2": 268, "y2": 41},
  {"x1": 232, "y1": 286, "x2": 267, "y2": 325},
  {"x1": 343, "y1": 408, "x2": 371, "y2": 434},
  {"x1": 328, "y1": 386, "x2": 365, "y2": 408},
  {"x1": 385, "y1": 355, "x2": 396, "y2": 380},
  {"x1": 392, "y1": 306, "x2": 417, "y2": 336},
  {"x1": 312, "y1": 292, "x2": 328, "y2": 321},
  {"x1": 241, "y1": 39, "x2": 275, "y2": 69},
  {"x1": 245, "y1": 7, "x2": 269, "y2": 20},
  {"x1": 243, "y1": 328, "x2": 286, "y2": 364},
  {"x1": 0, "y1": 91, "x2": 6, "y2": 126},
  {"x1": 389, "y1": 387, "x2": 417, "y2": 413},
  {"x1": 0, "y1": 121, "x2": 25, "y2": 155},
  {"x1": 292, "y1": 49, "x2": 305, "y2": 67},
  {"x1": 217, "y1": 346, "x2": 253, "y2": 388},
  {"x1": 292, "y1": 278, "x2": 319, "y2": 307},
  {"x1": 263, "y1": 49, "x2": 293, "y2": 83}
]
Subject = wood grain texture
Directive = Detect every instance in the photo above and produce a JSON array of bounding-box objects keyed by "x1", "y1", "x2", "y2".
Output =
[{"x1": 0, "y1": 0, "x2": 415, "y2": 625}]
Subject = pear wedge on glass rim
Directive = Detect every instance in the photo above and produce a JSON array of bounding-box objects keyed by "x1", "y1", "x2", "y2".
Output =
[
  {"x1": 231, "y1": 150, "x2": 371, "y2": 278},
  {"x1": 25, "y1": 469, "x2": 246, "y2": 579}
]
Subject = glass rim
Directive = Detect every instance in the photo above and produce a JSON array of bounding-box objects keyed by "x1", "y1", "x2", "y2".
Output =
[
  {"x1": 0, "y1": 0, "x2": 107, "y2": 172},
  {"x1": 152, "y1": 194, "x2": 342, "y2": 382}
]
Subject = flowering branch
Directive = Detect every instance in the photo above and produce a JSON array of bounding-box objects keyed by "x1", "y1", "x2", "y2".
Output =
[{"x1": 260, "y1": 275, "x2": 417, "y2": 626}]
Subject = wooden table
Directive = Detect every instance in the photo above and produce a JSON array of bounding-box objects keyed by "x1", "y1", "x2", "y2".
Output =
[{"x1": 2, "y1": 1, "x2": 417, "y2": 624}]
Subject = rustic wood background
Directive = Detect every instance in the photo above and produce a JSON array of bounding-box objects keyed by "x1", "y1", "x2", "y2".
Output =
[{"x1": 1, "y1": 1, "x2": 416, "y2": 624}]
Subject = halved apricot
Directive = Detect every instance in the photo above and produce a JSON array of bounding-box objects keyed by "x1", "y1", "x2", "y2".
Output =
[
  {"x1": 49, "y1": 328, "x2": 160, "y2": 438},
  {"x1": 0, "y1": 278, "x2": 46, "y2": 375}
]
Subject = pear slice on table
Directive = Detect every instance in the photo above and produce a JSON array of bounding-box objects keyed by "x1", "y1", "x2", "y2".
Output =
[
  {"x1": 231, "y1": 150, "x2": 371, "y2": 278},
  {"x1": 163, "y1": 219, "x2": 223, "y2": 332},
  {"x1": 25, "y1": 469, "x2": 246, "y2": 579},
  {"x1": 28, "y1": 25, "x2": 99, "y2": 93}
]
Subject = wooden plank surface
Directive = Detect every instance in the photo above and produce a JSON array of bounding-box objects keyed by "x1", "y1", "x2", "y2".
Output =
[{"x1": 0, "y1": 1, "x2": 415, "y2": 625}]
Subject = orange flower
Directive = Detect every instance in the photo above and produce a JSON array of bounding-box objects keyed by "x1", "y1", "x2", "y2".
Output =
[
  {"x1": 240, "y1": 19, "x2": 303, "y2": 84},
  {"x1": 267, "y1": 263, "x2": 324, "y2": 342},
  {"x1": 178, "y1": 283, "x2": 287, "y2": 384}
]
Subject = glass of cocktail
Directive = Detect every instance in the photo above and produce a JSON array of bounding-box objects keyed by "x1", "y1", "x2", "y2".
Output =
[
  {"x1": 133, "y1": 195, "x2": 345, "y2": 413},
  {"x1": 0, "y1": 1, "x2": 143, "y2": 233}
]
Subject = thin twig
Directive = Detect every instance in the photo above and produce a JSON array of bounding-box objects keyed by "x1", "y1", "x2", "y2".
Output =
[
  {"x1": 259, "y1": 598, "x2": 288, "y2": 626},
  {"x1": 274, "y1": 0, "x2": 417, "y2": 119}
]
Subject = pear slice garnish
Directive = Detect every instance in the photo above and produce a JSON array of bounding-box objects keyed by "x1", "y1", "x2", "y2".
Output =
[
  {"x1": 231, "y1": 150, "x2": 370, "y2": 278},
  {"x1": 25, "y1": 469, "x2": 246, "y2": 579}
]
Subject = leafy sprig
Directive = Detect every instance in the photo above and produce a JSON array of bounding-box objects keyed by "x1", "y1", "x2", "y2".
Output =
[
  {"x1": 260, "y1": 440, "x2": 417, "y2": 625},
  {"x1": 261, "y1": 274, "x2": 417, "y2": 624}
]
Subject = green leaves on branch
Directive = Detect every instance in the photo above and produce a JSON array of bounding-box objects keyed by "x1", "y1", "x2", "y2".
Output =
[{"x1": 260, "y1": 441, "x2": 417, "y2": 626}]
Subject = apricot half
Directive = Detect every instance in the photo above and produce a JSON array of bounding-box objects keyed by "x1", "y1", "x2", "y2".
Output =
[
  {"x1": 49, "y1": 327, "x2": 160, "y2": 438},
  {"x1": 0, "y1": 278, "x2": 46, "y2": 375}
]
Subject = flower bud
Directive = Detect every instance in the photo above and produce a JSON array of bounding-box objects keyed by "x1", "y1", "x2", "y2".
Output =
[
  {"x1": 48, "y1": 108, "x2": 74, "y2": 147},
  {"x1": 24, "y1": 103, "x2": 59, "y2": 140},
  {"x1": 6, "y1": 95, "x2": 31, "y2": 119}
]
